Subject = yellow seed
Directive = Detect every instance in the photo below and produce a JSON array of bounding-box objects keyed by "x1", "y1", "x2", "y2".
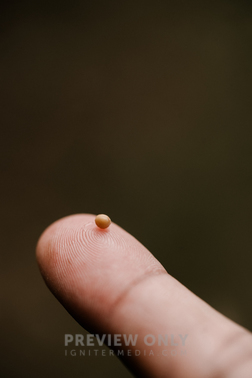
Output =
[{"x1": 95, "y1": 214, "x2": 111, "y2": 229}]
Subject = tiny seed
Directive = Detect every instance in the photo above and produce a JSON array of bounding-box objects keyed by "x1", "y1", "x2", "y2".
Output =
[{"x1": 95, "y1": 214, "x2": 111, "y2": 229}]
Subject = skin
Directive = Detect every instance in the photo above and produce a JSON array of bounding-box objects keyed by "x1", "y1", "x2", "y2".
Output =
[{"x1": 36, "y1": 214, "x2": 252, "y2": 377}]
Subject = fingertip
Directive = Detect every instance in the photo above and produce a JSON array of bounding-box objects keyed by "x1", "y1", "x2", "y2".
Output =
[{"x1": 36, "y1": 213, "x2": 165, "y2": 328}]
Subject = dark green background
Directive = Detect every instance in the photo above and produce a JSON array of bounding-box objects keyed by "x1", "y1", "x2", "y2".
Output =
[{"x1": 1, "y1": 1, "x2": 252, "y2": 377}]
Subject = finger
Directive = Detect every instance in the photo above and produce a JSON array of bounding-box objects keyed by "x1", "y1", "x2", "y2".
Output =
[{"x1": 36, "y1": 214, "x2": 252, "y2": 378}]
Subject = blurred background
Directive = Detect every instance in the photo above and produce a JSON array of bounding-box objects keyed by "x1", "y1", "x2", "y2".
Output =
[{"x1": 1, "y1": 1, "x2": 252, "y2": 377}]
